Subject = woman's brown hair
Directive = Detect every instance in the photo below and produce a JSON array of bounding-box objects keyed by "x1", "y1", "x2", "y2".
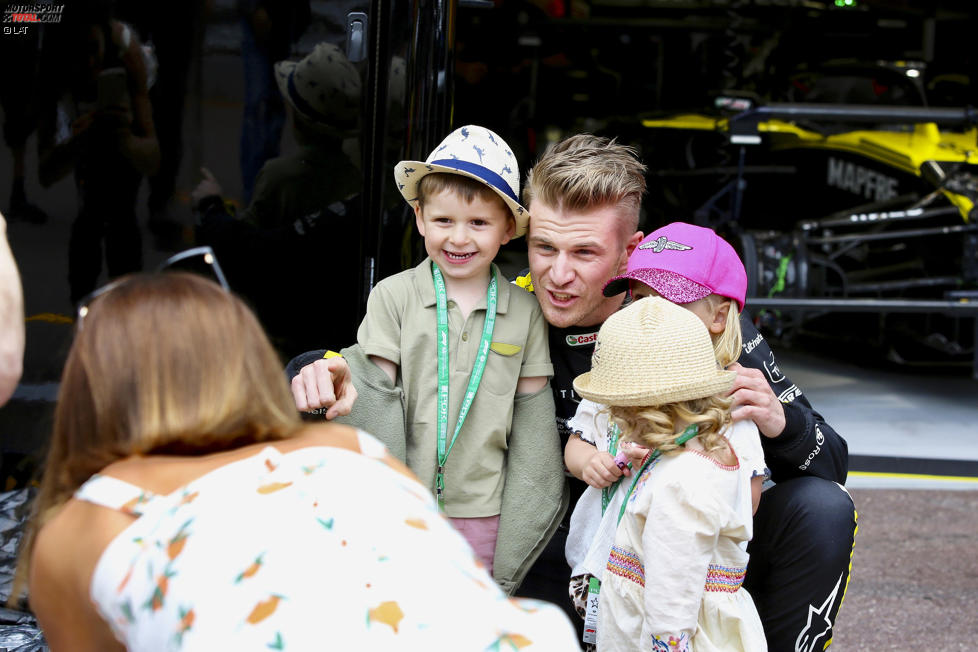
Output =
[{"x1": 14, "y1": 272, "x2": 300, "y2": 599}]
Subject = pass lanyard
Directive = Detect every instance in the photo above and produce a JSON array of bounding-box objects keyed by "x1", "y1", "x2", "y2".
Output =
[
  {"x1": 601, "y1": 423, "x2": 622, "y2": 514},
  {"x1": 432, "y1": 262, "x2": 497, "y2": 510},
  {"x1": 616, "y1": 423, "x2": 699, "y2": 525}
]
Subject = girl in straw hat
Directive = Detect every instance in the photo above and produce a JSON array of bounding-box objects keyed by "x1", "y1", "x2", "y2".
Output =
[{"x1": 571, "y1": 296, "x2": 767, "y2": 652}]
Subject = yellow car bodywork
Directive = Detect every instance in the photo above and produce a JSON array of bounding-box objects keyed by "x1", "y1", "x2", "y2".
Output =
[{"x1": 641, "y1": 114, "x2": 978, "y2": 222}]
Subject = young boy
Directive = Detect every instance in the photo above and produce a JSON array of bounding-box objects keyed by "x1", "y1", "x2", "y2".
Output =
[{"x1": 356, "y1": 125, "x2": 561, "y2": 585}]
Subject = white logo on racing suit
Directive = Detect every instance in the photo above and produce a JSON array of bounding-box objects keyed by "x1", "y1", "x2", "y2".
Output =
[
  {"x1": 827, "y1": 157, "x2": 898, "y2": 201},
  {"x1": 743, "y1": 332, "x2": 764, "y2": 355},
  {"x1": 778, "y1": 384, "x2": 802, "y2": 403},
  {"x1": 798, "y1": 424, "x2": 824, "y2": 471},
  {"x1": 764, "y1": 350, "x2": 786, "y2": 383},
  {"x1": 794, "y1": 573, "x2": 843, "y2": 652}
]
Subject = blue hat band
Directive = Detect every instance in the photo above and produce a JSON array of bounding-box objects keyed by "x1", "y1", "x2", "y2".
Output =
[{"x1": 429, "y1": 159, "x2": 518, "y2": 204}]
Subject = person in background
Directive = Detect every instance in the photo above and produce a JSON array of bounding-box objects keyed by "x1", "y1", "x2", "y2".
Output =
[
  {"x1": 15, "y1": 271, "x2": 579, "y2": 651},
  {"x1": 238, "y1": 0, "x2": 311, "y2": 204},
  {"x1": 193, "y1": 42, "x2": 362, "y2": 360},
  {"x1": 36, "y1": 0, "x2": 160, "y2": 304}
]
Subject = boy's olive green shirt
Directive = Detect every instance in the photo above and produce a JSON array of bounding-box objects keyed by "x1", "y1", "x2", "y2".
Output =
[{"x1": 357, "y1": 257, "x2": 553, "y2": 517}]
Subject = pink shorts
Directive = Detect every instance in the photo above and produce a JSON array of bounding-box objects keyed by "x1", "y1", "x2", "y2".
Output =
[{"x1": 449, "y1": 514, "x2": 500, "y2": 575}]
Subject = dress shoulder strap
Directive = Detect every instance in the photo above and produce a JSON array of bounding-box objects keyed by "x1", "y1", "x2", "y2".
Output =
[{"x1": 74, "y1": 473, "x2": 159, "y2": 516}]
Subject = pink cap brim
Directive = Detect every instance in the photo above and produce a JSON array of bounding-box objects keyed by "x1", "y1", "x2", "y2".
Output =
[{"x1": 603, "y1": 268, "x2": 713, "y2": 305}]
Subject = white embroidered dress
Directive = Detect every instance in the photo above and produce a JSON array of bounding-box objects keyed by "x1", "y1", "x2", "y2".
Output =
[{"x1": 596, "y1": 430, "x2": 768, "y2": 652}]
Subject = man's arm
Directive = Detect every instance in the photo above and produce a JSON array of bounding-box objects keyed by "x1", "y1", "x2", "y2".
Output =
[
  {"x1": 0, "y1": 213, "x2": 24, "y2": 406},
  {"x1": 731, "y1": 313, "x2": 848, "y2": 484}
]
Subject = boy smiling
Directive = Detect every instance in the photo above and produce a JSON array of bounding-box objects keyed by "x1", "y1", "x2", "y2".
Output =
[{"x1": 356, "y1": 126, "x2": 559, "y2": 584}]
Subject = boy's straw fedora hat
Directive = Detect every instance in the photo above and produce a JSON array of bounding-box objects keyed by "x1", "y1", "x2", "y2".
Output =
[
  {"x1": 573, "y1": 297, "x2": 736, "y2": 406},
  {"x1": 394, "y1": 125, "x2": 529, "y2": 236}
]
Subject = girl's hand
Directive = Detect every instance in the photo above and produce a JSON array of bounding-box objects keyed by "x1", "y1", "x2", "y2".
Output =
[
  {"x1": 620, "y1": 440, "x2": 651, "y2": 468},
  {"x1": 581, "y1": 450, "x2": 626, "y2": 489}
]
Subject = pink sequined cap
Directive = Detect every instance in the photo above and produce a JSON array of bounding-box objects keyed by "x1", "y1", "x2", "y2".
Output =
[{"x1": 603, "y1": 222, "x2": 747, "y2": 311}]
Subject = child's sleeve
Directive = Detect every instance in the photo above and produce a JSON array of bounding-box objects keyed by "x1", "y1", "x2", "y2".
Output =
[
  {"x1": 567, "y1": 399, "x2": 609, "y2": 450},
  {"x1": 639, "y1": 476, "x2": 722, "y2": 649},
  {"x1": 729, "y1": 421, "x2": 770, "y2": 482},
  {"x1": 356, "y1": 277, "x2": 404, "y2": 365},
  {"x1": 517, "y1": 299, "x2": 554, "y2": 379}
]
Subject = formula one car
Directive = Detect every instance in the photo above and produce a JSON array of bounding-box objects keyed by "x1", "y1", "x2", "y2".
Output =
[{"x1": 639, "y1": 96, "x2": 978, "y2": 373}]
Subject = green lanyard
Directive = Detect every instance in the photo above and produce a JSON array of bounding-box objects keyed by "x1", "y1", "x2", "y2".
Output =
[
  {"x1": 432, "y1": 262, "x2": 497, "y2": 510},
  {"x1": 601, "y1": 423, "x2": 622, "y2": 514},
  {"x1": 616, "y1": 423, "x2": 699, "y2": 525}
]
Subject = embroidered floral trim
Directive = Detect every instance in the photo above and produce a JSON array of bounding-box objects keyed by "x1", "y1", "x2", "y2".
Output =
[
  {"x1": 686, "y1": 445, "x2": 739, "y2": 471},
  {"x1": 704, "y1": 563, "x2": 746, "y2": 593},
  {"x1": 651, "y1": 632, "x2": 690, "y2": 651},
  {"x1": 607, "y1": 546, "x2": 644, "y2": 587},
  {"x1": 628, "y1": 458, "x2": 660, "y2": 505}
]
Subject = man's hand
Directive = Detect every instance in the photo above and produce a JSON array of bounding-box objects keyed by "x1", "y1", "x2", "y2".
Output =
[
  {"x1": 290, "y1": 356, "x2": 357, "y2": 420},
  {"x1": 727, "y1": 361, "x2": 786, "y2": 438}
]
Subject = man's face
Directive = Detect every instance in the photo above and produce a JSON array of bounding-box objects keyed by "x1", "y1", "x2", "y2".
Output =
[{"x1": 527, "y1": 201, "x2": 639, "y2": 328}]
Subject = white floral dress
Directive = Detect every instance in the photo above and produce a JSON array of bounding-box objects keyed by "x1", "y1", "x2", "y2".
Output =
[
  {"x1": 596, "y1": 434, "x2": 768, "y2": 652},
  {"x1": 74, "y1": 429, "x2": 578, "y2": 651}
]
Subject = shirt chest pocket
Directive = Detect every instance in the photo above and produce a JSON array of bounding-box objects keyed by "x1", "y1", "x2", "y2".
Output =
[{"x1": 481, "y1": 341, "x2": 524, "y2": 397}]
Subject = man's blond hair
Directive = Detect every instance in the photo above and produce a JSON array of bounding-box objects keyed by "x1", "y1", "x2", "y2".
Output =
[{"x1": 523, "y1": 134, "x2": 647, "y2": 234}]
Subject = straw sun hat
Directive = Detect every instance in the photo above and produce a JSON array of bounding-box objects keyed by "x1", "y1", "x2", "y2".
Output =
[
  {"x1": 573, "y1": 297, "x2": 736, "y2": 407},
  {"x1": 394, "y1": 125, "x2": 529, "y2": 237}
]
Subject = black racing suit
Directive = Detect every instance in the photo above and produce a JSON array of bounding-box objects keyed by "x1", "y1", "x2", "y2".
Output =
[{"x1": 516, "y1": 312, "x2": 856, "y2": 652}]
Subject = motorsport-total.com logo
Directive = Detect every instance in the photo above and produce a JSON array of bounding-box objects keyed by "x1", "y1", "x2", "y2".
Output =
[{"x1": 3, "y1": 3, "x2": 63, "y2": 35}]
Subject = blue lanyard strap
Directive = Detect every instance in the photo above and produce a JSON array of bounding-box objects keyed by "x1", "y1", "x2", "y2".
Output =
[
  {"x1": 432, "y1": 262, "x2": 498, "y2": 510},
  {"x1": 617, "y1": 423, "x2": 699, "y2": 525}
]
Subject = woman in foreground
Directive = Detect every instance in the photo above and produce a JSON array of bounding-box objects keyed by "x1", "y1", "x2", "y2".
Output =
[{"x1": 15, "y1": 272, "x2": 576, "y2": 651}]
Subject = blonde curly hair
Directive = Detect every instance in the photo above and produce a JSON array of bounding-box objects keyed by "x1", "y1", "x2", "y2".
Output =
[{"x1": 608, "y1": 393, "x2": 734, "y2": 457}]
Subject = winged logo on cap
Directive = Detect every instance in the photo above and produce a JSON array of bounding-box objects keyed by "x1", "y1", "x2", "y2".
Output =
[
  {"x1": 638, "y1": 237, "x2": 692, "y2": 253},
  {"x1": 402, "y1": 166, "x2": 416, "y2": 176},
  {"x1": 473, "y1": 144, "x2": 485, "y2": 163},
  {"x1": 460, "y1": 127, "x2": 470, "y2": 139}
]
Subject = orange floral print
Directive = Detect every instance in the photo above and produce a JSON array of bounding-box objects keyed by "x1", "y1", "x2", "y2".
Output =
[
  {"x1": 235, "y1": 553, "x2": 265, "y2": 583},
  {"x1": 246, "y1": 595, "x2": 283, "y2": 624},
  {"x1": 121, "y1": 492, "x2": 149, "y2": 515},
  {"x1": 167, "y1": 520, "x2": 193, "y2": 561},
  {"x1": 367, "y1": 601, "x2": 404, "y2": 633},
  {"x1": 257, "y1": 481, "x2": 293, "y2": 495},
  {"x1": 488, "y1": 632, "x2": 533, "y2": 649},
  {"x1": 144, "y1": 570, "x2": 175, "y2": 612}
]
